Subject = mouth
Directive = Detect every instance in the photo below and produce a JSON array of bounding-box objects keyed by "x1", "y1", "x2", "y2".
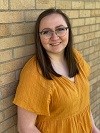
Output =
[{"x1": 50, "y1": 42, "x2": 61, "y2": 46}]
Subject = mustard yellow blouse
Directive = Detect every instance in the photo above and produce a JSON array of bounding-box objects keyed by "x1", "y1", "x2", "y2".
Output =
[{"x1": 13, "y1": 49, "x2": 92, "y2": 133}]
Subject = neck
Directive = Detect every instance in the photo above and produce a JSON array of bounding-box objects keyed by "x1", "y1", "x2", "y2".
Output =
[
  {"x1": 47, "y1": 51, "x2": 70, "y2": 78},
  {"x1": 47, "y1": 52, "x2": 65, "y2": 64}
]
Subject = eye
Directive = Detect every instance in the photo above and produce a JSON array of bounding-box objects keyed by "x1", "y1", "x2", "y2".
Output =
[
  {"x1": 42, "y1": 30, "x2": 51, "y2": 35},
  {"x1": 57, "y1": 27, "x2": 65, "y2": 32}
]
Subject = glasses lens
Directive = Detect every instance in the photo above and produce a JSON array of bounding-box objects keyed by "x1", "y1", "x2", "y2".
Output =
[
  {"x1": 40, "y1": 30, "x2": 52, "y2": 38},
  {"x1": 56, "y1": 27, "x2": 67, "y2": 37}
]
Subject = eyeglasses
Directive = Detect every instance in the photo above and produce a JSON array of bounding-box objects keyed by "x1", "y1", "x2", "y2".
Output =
[{"x1": 39, "y1": 27, "x2": 68, "y2": 39}]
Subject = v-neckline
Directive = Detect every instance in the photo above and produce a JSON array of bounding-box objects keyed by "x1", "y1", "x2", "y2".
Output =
[{"x1": 59, "y1": 74, "x2": 78, "y2": 85}]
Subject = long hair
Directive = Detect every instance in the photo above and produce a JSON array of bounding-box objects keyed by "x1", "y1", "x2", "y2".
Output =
[{"x1": 34, "y1": 8, "x2": 79, "y2": 80}]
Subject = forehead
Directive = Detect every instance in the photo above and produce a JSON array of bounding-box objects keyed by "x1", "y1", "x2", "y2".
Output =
[{"x1": 39, "y1": 13, "x2": 67, "y2": 29}]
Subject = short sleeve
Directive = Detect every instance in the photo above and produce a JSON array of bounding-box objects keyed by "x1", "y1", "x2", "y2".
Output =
[
  {"x1": 13, "y1": 57, "x2": 52, "y2": 116},
  {"x1": 74, "y1": 49, "x2": 91, "y2": 78}
]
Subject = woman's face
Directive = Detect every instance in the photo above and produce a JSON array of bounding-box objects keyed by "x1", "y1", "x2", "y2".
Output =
[{"x1": 39, "y1": 13, "x2": 69, "y2": 55}]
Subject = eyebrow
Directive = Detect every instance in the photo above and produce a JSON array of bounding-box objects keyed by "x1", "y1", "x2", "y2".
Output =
[
  {"x1": 55, "y1": 25, "x2": 66, "y2": 28},
  {"x1": 41, "y1": 25, "x2": 67, "y2": 31}
]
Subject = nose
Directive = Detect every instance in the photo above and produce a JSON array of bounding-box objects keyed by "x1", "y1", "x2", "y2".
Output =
[{"x1": 50, "y1": 32, "x2": 59, "y2": 40}]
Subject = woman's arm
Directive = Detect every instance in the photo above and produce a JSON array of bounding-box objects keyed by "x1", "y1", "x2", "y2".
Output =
[
  {"x1": 17, "y1": 107, "x2": 41, "y2": 133},
  {"x1": 91, "y1": 112, "x2": 100, "y2": 133}
]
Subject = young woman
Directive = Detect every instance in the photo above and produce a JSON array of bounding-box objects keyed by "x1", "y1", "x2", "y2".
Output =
[{"x1": 13, "y1": 8, "x2": 100, "y2": 133}]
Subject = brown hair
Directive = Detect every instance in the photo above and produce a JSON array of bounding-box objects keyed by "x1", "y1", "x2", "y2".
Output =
[{"x1": 34, "y1": 8, "x2": 79, "y2": 80}]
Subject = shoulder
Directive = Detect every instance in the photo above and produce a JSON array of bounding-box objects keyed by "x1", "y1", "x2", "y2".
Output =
[
  {"x1": 73, "y1": 48, "x2": 83, "y2": 63},
  {"x1": 19, "y1": 55, "x2": 53, "y2": 83},
  {"x1": 20, "y1": 55, "x2": 39, "y2": 80},
  {"x1": 22, "y1": 55, "x2": 36, "y2": 72},
  {"x1": 73, "y1": 48, "x2": 90, "y2": 77},
  {"x1": 73, "y1": 48, "x2": 87, "y2": 66}
]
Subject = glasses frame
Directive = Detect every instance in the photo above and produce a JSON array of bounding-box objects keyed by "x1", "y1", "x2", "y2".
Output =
[{"x1": 39, "y1": 26, "x2": 69, "y2": 39}]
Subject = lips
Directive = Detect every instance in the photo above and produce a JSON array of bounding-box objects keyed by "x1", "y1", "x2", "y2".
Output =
[{"x1": 50, "y1": 42, "x2": 61, "y2": 46}]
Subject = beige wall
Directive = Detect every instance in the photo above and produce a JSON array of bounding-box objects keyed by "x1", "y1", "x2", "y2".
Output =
[{"x1": 0, "y1": 0, "x2": 100, "y2": 132}]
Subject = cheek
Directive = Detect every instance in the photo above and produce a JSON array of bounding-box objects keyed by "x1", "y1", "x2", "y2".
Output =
[
  {"x1": 40, "y1": 37, "x2": 48, "y2": 46},
  {"x1": 62, "y1": 34, "x2": 69, "y2": 43},
  {"x1": 65, "y1": 32, "x2": 69, "y2": 42}
]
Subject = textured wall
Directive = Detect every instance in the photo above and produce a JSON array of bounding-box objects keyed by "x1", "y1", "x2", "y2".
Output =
[{"x1": 0, "y1": 0, "x2": 100, "y2": 132}]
